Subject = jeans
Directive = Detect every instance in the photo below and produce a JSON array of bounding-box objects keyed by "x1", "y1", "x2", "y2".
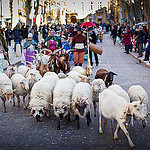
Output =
[
  {"x1": 113, "y1": 38, "x2": 116, "y2": 45},
  {"x1": 14, "y1": 41, "x2": 20, "y2": 52},
  {"x1": 0, "y1": 58, "x2": 3, "y2": 73}
]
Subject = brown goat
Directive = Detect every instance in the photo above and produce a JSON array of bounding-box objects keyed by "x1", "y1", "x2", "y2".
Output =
[
  {"x1": 60, "y1": 53, "x2": 70, "y2": 74},
  {"x1": 48, "y1": 54, "x2": 60, "y2": 74},
  {"x1": 39, "y1": 64, "x2": 50, "y2": 77},
  {"x1": 95, "y1": 69, "x2": 117, "y2": 87}
]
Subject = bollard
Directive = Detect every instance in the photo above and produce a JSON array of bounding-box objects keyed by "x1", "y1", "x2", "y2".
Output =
[
  {"x1": 16, "y1": 44, "x2": 22, "y2": 57},
  {"x1": 8, "y1": 46, "x2": 13, "y2": 60},
  {"x1": 11, "y1": 40, "x2": 14, "y2": 52}
]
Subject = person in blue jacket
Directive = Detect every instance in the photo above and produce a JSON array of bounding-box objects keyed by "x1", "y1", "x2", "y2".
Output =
[
  {"x1": 144, "y1": 39, "x2": 150, "y2": 61},
  {"x1": 61, "y1": 35, "x2": 73, "y2": 61}
]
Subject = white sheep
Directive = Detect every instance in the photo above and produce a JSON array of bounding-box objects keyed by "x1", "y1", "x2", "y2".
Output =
[
  {"x1": 52, "y1": 78, "x2": 76, "y2": 130},
  {"x1": 99, "y1": 89, "x2": 148, "y2": 148},
  {"x1": 91, "y1": 79, "x2": 106, "y2": 117},
  {"x1": 6, "y1": 65, "x2": 17, "y2": 78},
  {"x1": 0, "y1": 73, "x2": 14, "y2": 112},
  {"x1": 29, "y1": 75, "x2": 59, "y2": 122},
  {"x1": 11, "y1": 73, "x2": 29, "y2": 110},
  {"x1": 108, "y1": 84, "x2": 130, "y2": 102},
  {"x1": 72, "y1": 82, "x2": 93, "y2": 129},
  {"x1": 67, "y1": 71, "x2": 90, "y2": 83},
  {"x1": 17, "y1": 65, "x2": 30, "y2": 77},
  {"x1": 128, "y1": 85, "x2": 148, "y2": 127},
  {"x1": 72, "y1": 65, "x2": 93, "y2": 76},
  {"x1": 44, "y1": 71, "x2": 58, "y2": 77}
]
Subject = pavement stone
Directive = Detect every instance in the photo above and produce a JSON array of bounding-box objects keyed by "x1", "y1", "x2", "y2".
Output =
[{"x1": 0, "y1": 34, "x2": 150, "y2": 150}]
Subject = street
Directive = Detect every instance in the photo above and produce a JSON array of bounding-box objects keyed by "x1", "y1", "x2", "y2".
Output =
[{"x1": 0, "y1": 33, "x2": 150, "y2": 150}]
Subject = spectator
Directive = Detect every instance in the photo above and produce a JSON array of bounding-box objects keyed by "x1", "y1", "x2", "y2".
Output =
[
  {"x1": 134, "y1": 26, "x2": 145, "y2": 57},
  {"x1": 13, "y1": 23, "x2": 21, "y2": 53},
  {"x1": 42, "y1": 25, "x2": 48, "y2": 40},
  {"x1": 123, "y1": 29, "x2": 131, "y2": 54},
  {"x1": 144, "y1": 39, "x2": 150, "y2": 61},
  {"x1": 24, "y1": 25, "x2": 30, "y2": 39},
  {"x1": 5, "y1": 26, "x2": 13, "y2": 46},
  {"x1": 111, "y1": 26, "x2": 118, "y2": 45}
]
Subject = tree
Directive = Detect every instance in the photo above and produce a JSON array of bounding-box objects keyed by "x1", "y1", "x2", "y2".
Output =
[
  {"x1": 25, "y1": 0, "x2": 32, "y2": 26},
  {"x1": 34, "y1": 0, "x2": 39, "y2": 24},
  {"x1": 9, "y1": 0, "x2": 13, "y2": 28}
]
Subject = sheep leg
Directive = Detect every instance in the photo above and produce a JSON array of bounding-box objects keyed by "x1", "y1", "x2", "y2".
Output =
[
  {"x1": 76, "y1": 115, "x2": 80, "y2": 129},
  {"x1": 46, "y1": 109, "x2": 50, "y2": 118},
  {"x1": 16, "y1": 95, "x2": 20, "y2": 107},
  {"x1": 27, "y1": 90, "x2": 31, "y2": 107},
  {"x1": 93, "y1": 101, "x2": 97, "y2": 117},
  {"x1": 30, "y1": 109, "x2": 34, "y2": 116},
  {"x1": 104, "y1": 118, "x2": 107, "y2": 125},
  {"x1": 23, "y1": 96, "x2": 26, "y2": 110},
  {"x1": 133, "y1": 114, "x2": 137, "y2": 121},
  {"x1": 130, "y1": 116, "x2": 134, "y2": 127},
  {"x1": 57, "y1": 119, "x2": 60, "y2": 130},
  {"x1": 1, "y1": 97, "x2": 6, "y2": 113},
  {"x1": 114, "y1": 123, "x2": 120, "y2": 140},
  {"x1": 68, "y1": 113, "x2": 70, "y2": 122},
  {"x1": 142, "y1": 119, "x2": 146, "y2": 127},
  {"x1": 119, "y1": 122, "x2": 135, "y2": 148},
  {"x1": 86, "y1": 112, "x2": 90, "y2": 126},
  {"x1": 13, "y1": 94, "x2": 15, "y2": 106},
  {"x1": 99, "y1": 111, "x2": 103, "y2": 134}
]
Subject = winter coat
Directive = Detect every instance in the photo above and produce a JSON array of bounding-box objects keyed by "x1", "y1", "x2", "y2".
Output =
[
  {"x1": 89, "y1": 31, "x2": 97, "y2": 44},
  {"x1": 111, "y1": 28, "x2": 117, "y2": 38},
  {"x1": 135, "y1": 30, "x2": 145, "y2": 43},
  {"x1": 13, "y1": 28, "x2": 21, "y2": 42},
  {"x1": 61, "y1": 41, "x2": 70, "y2": 51},
  {"x1": 124, "y1": 33, "x2": 131, "y2": 45}
]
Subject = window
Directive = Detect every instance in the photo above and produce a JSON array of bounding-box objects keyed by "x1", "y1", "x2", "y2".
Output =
[
  {"x1": 82, "y1": 2, "x2": 84, "y2": 12},
  {"x1": 91, "y1": 1, "x2": 93, "y2": 11}
]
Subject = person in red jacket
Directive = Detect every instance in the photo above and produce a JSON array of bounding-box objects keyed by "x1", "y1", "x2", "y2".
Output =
[
  {"x1": 123, "y1": 29, "x2": 131, "y2": 54},
  {"x1": 71, "y1": 27, "x2": 86, "y2": 66}
]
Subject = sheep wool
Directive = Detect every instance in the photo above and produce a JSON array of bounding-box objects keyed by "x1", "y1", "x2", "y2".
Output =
[{"x1": 108, "y1": 84, "x2": 130, "y2": 102}]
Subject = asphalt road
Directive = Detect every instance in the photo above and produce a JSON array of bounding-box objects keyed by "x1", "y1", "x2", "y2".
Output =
[{"x1": 0, "y1": 34, "x2": 150, "y2": 150}]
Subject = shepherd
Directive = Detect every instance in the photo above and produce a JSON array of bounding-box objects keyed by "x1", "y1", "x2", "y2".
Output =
[{"x1": 23, "y1": 33, "x2": 37, "y2": 66}]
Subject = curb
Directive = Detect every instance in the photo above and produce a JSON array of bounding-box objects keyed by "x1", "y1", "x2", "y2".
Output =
[{"x1": 116, "y1": 41, "x2": 150, "y2": 69}]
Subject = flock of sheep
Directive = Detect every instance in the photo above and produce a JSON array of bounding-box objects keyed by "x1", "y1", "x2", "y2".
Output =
[{"x1": 0, "y1": 63, "x2": 149, "y2": 148}]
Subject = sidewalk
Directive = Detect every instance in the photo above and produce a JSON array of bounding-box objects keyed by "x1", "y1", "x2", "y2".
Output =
[
  {"x1": 116, "y1": 40, "x2": 150, "y2": 69},
  {"x1": 3, "y1": 53, "x2": 22, "y2": 70}
]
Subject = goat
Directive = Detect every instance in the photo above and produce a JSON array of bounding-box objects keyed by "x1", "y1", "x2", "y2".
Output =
[
  {"x1": 95, "y1": 69, "x2": 117, "y2": 87},
  {"x1": 39, "y1": 64, "x2": 50, "y2": 77}
]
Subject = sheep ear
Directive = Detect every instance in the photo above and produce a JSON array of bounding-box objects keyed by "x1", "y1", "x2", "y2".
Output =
[
  {"x1": 120, "y1": 104, "x2": 130, "y2": 119},
  {"x1": 112, "y1": 72, "x2": 117, "y2": 76},
  {"x1": 85, "y1": 66, "x2": 87, "y2": 70},
  {"x1": 3, "y1": 92, "x2": 6, "y2": 95}
]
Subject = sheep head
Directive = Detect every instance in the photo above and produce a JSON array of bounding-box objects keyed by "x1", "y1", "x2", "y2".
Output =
[
  {"x1": 78, "y1": 75, "x2": 90, "y2": 83},
  {"x1": 20, "y1": 79, "x2": 29, "y2": 91},
  {"x1": 50, "y1": 102, "x2": 71, "y2": 120},
  {"x1": 73, "y1": 98, "x2": 89, "y2": 117},
  {"x1": 85, "y1": 65, "x2": 93, "y2": 76},
  {"x1": 30, "y1": 107, "x2": 46, "y2": 122},
  {"x1": 2, "y1": 89, "x2": 15, "y2": 103}
]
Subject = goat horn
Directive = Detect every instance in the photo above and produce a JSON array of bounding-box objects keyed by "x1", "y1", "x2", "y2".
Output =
[
  {"x1": 66, "y1": 49, "x2": 76, "y2": 53},
  {"x1": 64, "y1": 102, "x2": 74, "y2": 108},
  {"x1": 147, "y1": 112, "x2": 150, "y2": 115},
  {"x1": 49, "y1": 103, "x2": 54, "y2": 107},
  {"x1": 26, "y1": 61, "x2": 33, "y2": 65},
  {"x1": 41, "y1": 48, "x2": 52, "y2": 54},
  {"x1": 27, "y1": 55, "x2": 36, "y2": 59}
]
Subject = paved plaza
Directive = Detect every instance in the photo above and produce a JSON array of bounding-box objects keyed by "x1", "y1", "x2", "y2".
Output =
[{"x1": 0, "y1": 34, "x2": 150, "y2": 150}]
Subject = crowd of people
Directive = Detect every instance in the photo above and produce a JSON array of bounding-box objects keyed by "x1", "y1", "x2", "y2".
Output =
[
  {"x1": 110, "y1": 23, "x2": 150, "y2": 62},
  {"x1": 0, "y1": 22, "x2": 107, "y2": 72}
]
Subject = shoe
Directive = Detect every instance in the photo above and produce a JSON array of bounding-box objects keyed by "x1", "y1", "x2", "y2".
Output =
[
  {"x1": 124, "y1": 52, "x2": 127, "y2": 53},
  {"x1": 137, "y1": 55, "x2": 142, "y2": 58},
  {"x1": 91, "y1": 62, "x2": 93, "y2": 66},
  {"x1": 96, "y1": 62, "x2": 99, "y2": 66},
  {"x1": 143, "y1": 59, "x2": 149, "y2": 61}
]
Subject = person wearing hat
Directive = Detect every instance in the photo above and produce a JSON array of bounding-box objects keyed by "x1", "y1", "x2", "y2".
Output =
[
  {"x1": 123, "y1": 29, "x2": 131, "y2": 54},
  {"x1": 71, "y1": 27, "x2": 86, "y2": 66},
  {"x1": 23, "y1": 33, "x2": 37, "y2": 66}
]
